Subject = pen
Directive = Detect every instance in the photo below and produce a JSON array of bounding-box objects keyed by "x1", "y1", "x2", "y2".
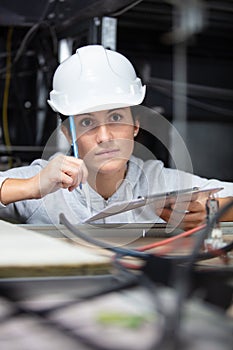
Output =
[{"x1": 69, "y1": 115, "x2": 82, "y2": 189}]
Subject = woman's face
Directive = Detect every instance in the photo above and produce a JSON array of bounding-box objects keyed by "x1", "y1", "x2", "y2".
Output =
[{"x1": 73, "y1": 107, "x2": 139, "y2": 175}]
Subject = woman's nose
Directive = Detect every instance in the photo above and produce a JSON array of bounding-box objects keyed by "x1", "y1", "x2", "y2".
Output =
[{"x1": 96, "y1": 124, "x2": 112, "y2": 143}]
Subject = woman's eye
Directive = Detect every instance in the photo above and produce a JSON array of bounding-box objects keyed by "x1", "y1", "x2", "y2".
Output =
[
  {"x1": 80, "y1": 118, "x2": 93, "y2": 127},
  {"x1": 110, "y1": 113, "x2": 122, "y2": 122}
]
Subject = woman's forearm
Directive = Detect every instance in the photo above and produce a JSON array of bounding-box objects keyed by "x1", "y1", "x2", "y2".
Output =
[
  {"x1": 0, "y1": 177, "x2": 39, "y2": 205},
  {"x1": 218, "y1": 197, "x2": 233, "y2": 221}
]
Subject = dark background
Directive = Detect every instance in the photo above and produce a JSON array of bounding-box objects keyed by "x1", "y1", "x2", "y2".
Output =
[{"x1": 0, "y1": 0, "x2": 232, "y2": 180}]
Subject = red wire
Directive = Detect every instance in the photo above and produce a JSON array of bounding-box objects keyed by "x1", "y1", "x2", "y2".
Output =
[
  {"x1": 135, "y1": 224, "x2": 206, "y2": 252},
  {"x1": 114, "y1": 224, "x2": 207, "y2": 270}
]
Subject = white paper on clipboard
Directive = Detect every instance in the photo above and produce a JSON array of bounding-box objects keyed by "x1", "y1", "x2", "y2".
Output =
[{"x1": 83, "y1": 187, "x2": 223, "y2": 223}]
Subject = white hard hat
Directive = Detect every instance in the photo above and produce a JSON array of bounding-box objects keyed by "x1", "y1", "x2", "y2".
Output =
[{"x1": 47, "y1": 45, "x2": 146, "y2": 116}]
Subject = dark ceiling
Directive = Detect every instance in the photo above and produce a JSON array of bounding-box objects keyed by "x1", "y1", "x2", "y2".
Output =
[
  {"x1": 0, "y1": 0, "x2": 133, "y2": 27},
  {"x1": 0, "y1": 0, "x2": 233, "y2": 44},
  {"x1": 1, "y1": 0, "x2": 232, "y2": 48}
]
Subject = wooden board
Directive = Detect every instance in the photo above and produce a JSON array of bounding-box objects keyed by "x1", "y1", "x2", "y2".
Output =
[{"x1": 0, "y1": 220, "x2": 111, "y2": 278}]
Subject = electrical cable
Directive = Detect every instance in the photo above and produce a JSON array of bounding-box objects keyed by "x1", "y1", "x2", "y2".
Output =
[
  {"x1": 167, "y1": 198, "x2": 233, "y2": 350},
  {"x1": 110, "y1": 0, "x2": 144, "y2": 17},
  {"x1": 0, "y1": 273, "x2": 166, "y2": 350},
  {"x1": 187, "y1": 198, "x2": 233, "y2": 269},
  {"x1": 60, "y1": 217, "x2": 227, "y2": 267},
  {"x1": 0, "y1": 23, "x2": 58, "y2": 155},
  {"x1": 2, "y1": 26, "x2": 13, "y2": 147},
  {"x1": 83, "y1": 217, "x2": 232, "y2": 350},
  {"x1": 0, "y1": 24, "x2": 39, "y2": 76},
  {"x1": 13, "y1": 24, "x2": 40, "y2": 66},
  {"x1": 0, "y1": 295, "x2": 109, "y2": 350},
  {"x1": 136, "y1": 224, "x2": 205, "y2": 252},
  {"x1": 1, "y1": 206, "x2": 232, "y2": 350},
  {"x1": 0, "y1": 22, "x2": 57, "y2": 77},
  {"x1": 60, "y1": 214, "x2": 204, "y2": 255},
  {"x1": 148, "y1": 77, "x2": 233, "y2": 101},
  {"x1": 113, "y1": 236, "x2": 233, "y2": 271},
  {"x1": 147, "y1": 82, "x2": 233, "y2": 118},
  {"x1": 2, "y1": 27, "x2": 13, "y2": 168},
  {"x1": 60, "y1": 213, "x2": 233, "y2": 267},
  {"x1": 113, "y1": 228, "x2": 233, "y2": 271},
  {"x1": 59, "y1": 213, "x2": 149, "y2": 259},
  {"x1": 60, "y1": 197, "x2": 233, "y2": 290},
  {"x1": 0, "y1": 275, "x2": 138, "y2": 319}
]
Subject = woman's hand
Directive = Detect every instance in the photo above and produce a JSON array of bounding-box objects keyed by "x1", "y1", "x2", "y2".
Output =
[
  {"x1": 156, "y1": 199, "x2": 207, "y2": 230},
  {"x1": 34, "y1": 154, "x2": 88, "y2": 198},
  {"x1": 0, "y1": 155, "x2": 88, "y2": 205}
]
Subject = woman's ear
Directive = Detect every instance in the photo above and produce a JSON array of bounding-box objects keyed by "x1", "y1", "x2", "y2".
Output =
[
  {"x1": 61, "y1": 125, "x2": 71, "y2": 143},
  {"x1": 133, "y1": 119, "x2": 140, "y2": 137}
]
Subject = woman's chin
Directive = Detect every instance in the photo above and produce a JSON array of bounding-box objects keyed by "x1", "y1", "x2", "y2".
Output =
[{"x1": 90, "y1": 159, "x2": 127, "y2": 176}]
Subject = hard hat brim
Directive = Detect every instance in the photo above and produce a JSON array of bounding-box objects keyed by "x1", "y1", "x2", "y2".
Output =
[{"x1": 47, "y1": 85, "x2": 146, "y2": 116}]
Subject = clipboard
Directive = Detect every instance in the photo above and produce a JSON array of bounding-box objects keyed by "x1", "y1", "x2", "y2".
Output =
[{"x1": 83, "y1": 187, "x2": 223, "y2": 223}]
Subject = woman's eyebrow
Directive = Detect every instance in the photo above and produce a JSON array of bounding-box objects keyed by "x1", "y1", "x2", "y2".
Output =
[
  {"x1": 77, "y1": 113, "x2": 93, "y2": 117},
  {"x1": 107, "y1": 108, "x2": 124, "y2": 113},
  {"x1": 77, "y1": 108, "x2": 125, "y2": 118}
]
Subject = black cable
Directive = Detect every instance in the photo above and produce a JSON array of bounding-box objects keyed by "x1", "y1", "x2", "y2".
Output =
[
  {"x1": 59, "y1": 213, "x2": 150, "y2": 259},
  {"x1": 33, "y1": 275, "x2": 138, "y2": 316},
  {"x1": 1, "y1": 208, "x2": 231, "y2": 349},
  {"x1": 61, "y1": 212, "x2": 233, "y2": 264},
  {"x1": 0, "y1": 24, "x2": 39, "y2": 76},
  {"x1": 168, "y1": 199, "x2": 233, "y2": 350},
  {"x1": 0, "y1": 274, "x2": 165, "y2": 350},
  {"x1": 152, "y1": 239, "x2": 233, "y2": 264},
  {"x1": 148, "y1": 83, "x2": 233, "y2": 118},
  {"x1": 188, "y1": 199, "x2": 233, "y2": 268},
  {"x1": 0, "y1": 295, "x2": 109, "y2": 350},
  {"x1": 110, "y1": 0, "x2": 143, "y2": 17},
  {"x1": 0, "y1": 22, "x2": 57, "y2": 77}
]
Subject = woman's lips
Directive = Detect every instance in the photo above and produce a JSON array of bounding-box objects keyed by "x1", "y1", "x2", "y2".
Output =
[{"x1": 95, "y1": 149, "x2": 120, "y2": 157}]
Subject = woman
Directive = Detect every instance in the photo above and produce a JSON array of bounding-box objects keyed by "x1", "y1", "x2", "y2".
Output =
[{"x1": 0, "y1": 45, "x2": 232, "y2": 227}]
